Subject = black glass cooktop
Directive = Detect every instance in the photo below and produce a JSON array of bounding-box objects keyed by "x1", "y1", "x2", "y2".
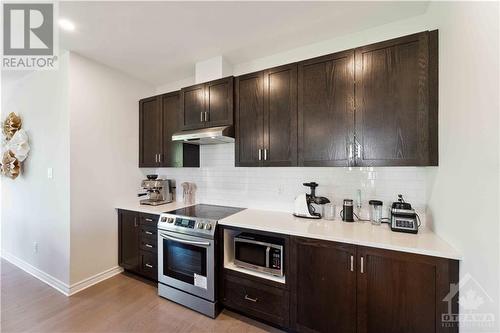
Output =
[{"x1": 165, "y1": 204, "x2": 245, "y2": 221}]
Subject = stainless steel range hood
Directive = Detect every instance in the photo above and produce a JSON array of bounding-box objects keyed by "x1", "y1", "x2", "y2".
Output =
[{"x1": 172, "y1": 126, "x2": 234, "y2": 145}]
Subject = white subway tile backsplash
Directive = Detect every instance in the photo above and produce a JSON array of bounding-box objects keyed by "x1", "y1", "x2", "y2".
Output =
[{"x1": 156, "y1": 143, "x2": 428, "y2": 222}]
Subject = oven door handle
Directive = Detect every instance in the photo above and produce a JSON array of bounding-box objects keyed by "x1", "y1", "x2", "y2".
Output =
[{"x1": 159, "y1": 232, "x2": 211, "y2": 247}]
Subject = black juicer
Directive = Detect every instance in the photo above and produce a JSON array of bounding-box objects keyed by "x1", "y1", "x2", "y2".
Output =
[{"x1": 293, "y1": 182, "x2": 330, "y2": 219}]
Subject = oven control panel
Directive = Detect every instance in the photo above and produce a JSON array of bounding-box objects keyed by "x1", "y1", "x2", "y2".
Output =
[
  {"x1": 174, "y1": 218, "x2": 195, "y2": 229},
  {"x1": 158, "y1": 214, "x2": 216, "y2": 237}
]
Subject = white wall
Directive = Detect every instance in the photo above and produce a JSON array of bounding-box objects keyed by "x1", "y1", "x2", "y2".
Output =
[
  {"x1": 424, "y1": 2, "x2": 499, "y2": 330},
  {"x1": 1, "y1": 52, "x2": 71, "y2": 285},
  {"x1": 68, "y1": 53, "x2": 154, "y2": 284}
]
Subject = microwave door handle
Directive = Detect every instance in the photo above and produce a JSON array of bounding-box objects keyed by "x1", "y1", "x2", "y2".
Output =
[
  {"x1": 266, "y1": 247, "x2": 270, "y2": 268},
  {"x1": 159, "y1": 232, "x2": 211, "y2": 247}
]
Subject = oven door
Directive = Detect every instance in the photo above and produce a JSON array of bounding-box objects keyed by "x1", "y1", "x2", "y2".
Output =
[{"x1": 158, "y1": 230, "x2": 214, "y2": 301}]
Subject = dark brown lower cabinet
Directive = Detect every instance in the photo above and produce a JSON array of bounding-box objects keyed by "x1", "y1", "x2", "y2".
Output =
[
  {"x1": 290, "y1": 237, "x2": 357, "y2": 333},
  {"x1": 289, "y1": 237, "x2": 459, "y2": 333},
  {"x1": 118, "y1": 210, "x2": 158, "y2": 281}
]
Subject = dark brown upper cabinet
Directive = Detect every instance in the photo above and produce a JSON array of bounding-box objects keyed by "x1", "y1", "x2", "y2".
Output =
[
  {"x1": 180, "y1": 76, "x2": 234, "y2": 130},
  {"x1": 235, "y1": 64, "x2": 297, "y2": 167},
  {"x1": 298, "y1": 50, "x2": 355, "y2": 167},
  {"x1": 354, "y1": 31, "x2": 438, "y2": 166},
  {"x1": 139, "y1": 96, "x2": 162, "y2": 167},
  {"x1": 139, "y1": 92, "x2": 199, "y2": 168}
]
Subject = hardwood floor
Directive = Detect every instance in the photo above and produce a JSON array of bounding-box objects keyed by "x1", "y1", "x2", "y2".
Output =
[{"x1": 1, "y1": 260, "x2": 281, "y2": 332}]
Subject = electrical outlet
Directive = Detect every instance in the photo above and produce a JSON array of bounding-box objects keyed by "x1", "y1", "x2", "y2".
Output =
[{"x1": 33, "y1": 242, "x2": 38, "y2": 254}]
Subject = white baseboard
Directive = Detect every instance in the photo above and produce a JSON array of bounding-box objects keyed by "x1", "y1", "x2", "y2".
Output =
[
  {"x1": 1, "y1": 251, "x2": 124, "y2": 296},
  {"x1": 68, "y1": 265, "x2": 123, "y2": 296},
  {"x1": 1, "y1": 251, "x2": 70, "y2": 295}
]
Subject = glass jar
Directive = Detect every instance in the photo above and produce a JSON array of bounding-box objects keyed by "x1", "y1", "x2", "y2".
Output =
[
  {"x1": 323, "y1": 203, "x2": 336, "y2": 220},
  {"x1": 369, "y1": 200, "x2": 383, "y2": 225}
]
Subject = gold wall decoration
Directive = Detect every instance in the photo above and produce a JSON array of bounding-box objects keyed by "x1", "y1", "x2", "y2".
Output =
[
  {"x1": 1, "y1": 112, "x2": 30, "y2": 179},
  {"x1": 1, "y1": 150, "x2": 21, "y2": 179},
  {"x1": 3, "y1": 112, "x2": 22, "y2": 140}
]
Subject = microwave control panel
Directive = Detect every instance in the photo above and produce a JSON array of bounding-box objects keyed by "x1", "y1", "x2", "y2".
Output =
[{"x1": 270, "y1": 248, "x2": 281, "y2": 269}]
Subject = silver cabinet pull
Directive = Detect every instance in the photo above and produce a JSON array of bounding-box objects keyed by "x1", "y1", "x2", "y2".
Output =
[
  {"x1": 264, "y1": 149, "x2": 268, "y2": 161},
  {"x1": 258, "y1": 149, "x2": 262, "y2": 161},
  {"x1": 244, "y1": 295, "x2": 258, "y2": 303},
  {"x1": 204, "y1": 112, "x2": 209, "y2": 122},
  {"x1": 158, "y1": 153, "x2": 162, "y2": 163},
  {"x1": 145, "y1": 231, "x2": 153, "y2": 235},
  {"x1": 200, "y1": 112, "x2": 204, "y2": 122},
  {"x1": 145, "y1": 263, "x2": 153, "y2": 268},
  {"x1": 145, "y1": 218, "x2": 153, "y2": 222},
  {"x1": 350, "y1": 255, "x2": 354, "y2": 272},
  {"x1": 360, "y1": 256, "x2": 364, "y2": 274},
  {"x1": 145, "y1": 244, "x2": 153, "y2": 248}
]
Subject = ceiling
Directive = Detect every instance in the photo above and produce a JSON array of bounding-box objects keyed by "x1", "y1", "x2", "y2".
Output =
[{"x1": 60, "y1": 1, "x2": 429, "y2": 86}]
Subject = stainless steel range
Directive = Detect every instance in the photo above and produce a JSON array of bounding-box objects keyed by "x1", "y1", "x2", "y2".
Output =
[{"x1": 157, "y1": 204, "x2": 244, "y2": 318}]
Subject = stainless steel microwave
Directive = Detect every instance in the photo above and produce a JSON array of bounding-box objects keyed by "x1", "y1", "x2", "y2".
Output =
[{"x1": 234, "y1": 232, "x2": 284, "y2": 277}]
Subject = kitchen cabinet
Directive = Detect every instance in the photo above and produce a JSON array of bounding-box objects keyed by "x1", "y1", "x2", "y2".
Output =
[
  {"x1": 235, "y1": 64, "x2": 297, "y2": 166},
  {"x1": 297, "y1": 50, "x2": 355, "y2": 167},
  {"x1": 118, "y1": 210, "x2": 159, "y2": 281},
  {"x1": 139, "y1": 92, "x2": 199, "y2": 168},
  {"x1": 354, "y1": 31, "x2": 438, "y2": 166},
  {"x1": 118, "y1": 210, "x2": 140, "y2": 272},
  {"x1": 289, "y1": 236, "x2": 458, "y2": 333},
  {"x1": 139, "y1": 97, "x2": 162, "y2": 167},
  {"x1": 180, "y1": 77, "x2": 234, "y2": 130},
  {"x1": 356, "y1": 246, "x2": 458, "y2": 333},
  {"x1": 289, "y1": 237, "x2": 357, "y2": 333}
]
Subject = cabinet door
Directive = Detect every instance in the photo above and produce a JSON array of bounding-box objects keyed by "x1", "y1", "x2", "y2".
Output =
[
  {"x1": 298, "y1": 50, "x2": 355, "y2": 166},
  {"x1": 139, "y1": 97, "x2": 161, "y2": 167},
  {"x1": 355, "y1": 31, "x2": 438, "y2": 166},
  {"x1": 118, "y1": 210, "x2": 140, "y2": 273},
  {"x1": 206, "y1": 77, "x2": 234, "y2": 127},
  {"x1": 235, "y1": 72, "x2": 265, "y2": 167},
  {"x1": 263, "y1": 64, "x2": 297, "y2": 166},
  {"x1": 357, "y1": 246, "x2": 459, "y2": 333},
  {"x1": 180, "y1": 83, "x2": 206, "y2": 130},
  {"x1": 290, "y1": 237, "x2": 356, "y2": 333},
  {"x1": 161, "y1": 92, "x2": 200, "y2": 168}
]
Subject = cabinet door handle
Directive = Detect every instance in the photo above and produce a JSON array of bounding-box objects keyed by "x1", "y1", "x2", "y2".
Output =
[
  {"x1": 360, "y1": 256, "x2": 364, "y2": 274},
  {"x1": 145, "y1": 218, "x2": 153, "y2": 222},
  {"x1": 244, "y1": 295, "x2": 258, "y2": 303},
  {"x1": 158, "y1": 153, "x2": 162, "y2": 163},
  {"x1": 264, "y1": 149, "x2": 268, "y2": 161},
  {"x1": 204, "y1": 112, "x2": 209, "y2": 122},
  {"x1": 200, "y1": 112, "x2": 204, "y2": 122},
  {"x1": 145, "y1": 263, "x2": 153, "y2": 268},
  {"x1": 350, "y1": 255, "x2": 354, "y2": 272},
  {"x1": 258, "y1": 149, "x2": 262, "y2": 161},
  {"x1": 145, "y1": 231, "x2": 153, "y2": 235},
  {"x1": 145, "y1": 244, "x2": 153, "y2": 248}
]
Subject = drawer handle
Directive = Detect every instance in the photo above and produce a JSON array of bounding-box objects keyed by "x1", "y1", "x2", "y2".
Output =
[
  {"x1": 145, "y1": 231, "x2": 153, "y2": 235},
  {"x1": 244, "y1": 295, "x2": 258, "y2": 303},
  {"x1": 145, "y1": 264, "x2": 153, "y2": 268},
  {"x1": 145, "y1": 218, "x2": 154, "y2": 222},
  {"x1": 145, "y1": 244, "x2": 153, "y2": 248}
]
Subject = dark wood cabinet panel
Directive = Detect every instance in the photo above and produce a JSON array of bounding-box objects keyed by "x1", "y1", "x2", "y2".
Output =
[
  {"x1": 139, "y1": 97, "x2": 161, "y2": 167},
  {"x1": 161, "y1": 92, "x2": 200, "y2": 167},
  {"x1": 118, "y1": 210, "x2": 140, "y2": 272},
  {"x1": 263, "y1": 64, "x2": 298, "y2": 166},
  {"x1": 298, "y1": 50, "x2": 355, "y2": 167},
  {"x1": 235, "y1": 72, "x2": 265, "y2": 166},
  {"x1": 206, "y1": 77, "x2": 234, "y2": 127},
  {"x1": 139, "y1": 251, "x2": 157, "y2": 280},
  {"x1": 355, "y1": 31, "x2": 437, "y2": 166},
  {"x1": 180, "y1": 83, "x2": 205, "y2": 130},
  {"x1": 357, "y1": 246, "x2": 458, "y2": 333},
  {"x1": 290, "y1": 237, "x2": 357, "y2": 333}
]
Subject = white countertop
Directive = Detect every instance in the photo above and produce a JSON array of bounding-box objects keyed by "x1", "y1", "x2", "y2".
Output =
[
  {"x1": 219, "y1": 208, "x2": 461, "y2": 260},
  {"x1": 115, "y1": 202, "x2": 461, "y2": 260}
]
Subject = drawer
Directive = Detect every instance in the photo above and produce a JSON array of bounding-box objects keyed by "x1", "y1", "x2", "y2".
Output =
[
  {"x1": 223, "y1": 273, "x2": 289, "y2": 327},
  {"x1": 140, "y1": 238, "x2": 157, "y2": 253},
  {"x1": 139, "y1": 213, "x2": 159, "y2": 226},
  {"x1": 140, "y1": 251, "x2": 157, "y2": 280},
  {"x1": 140, "y1": 224, "x2": 157, "y2": 240}
]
